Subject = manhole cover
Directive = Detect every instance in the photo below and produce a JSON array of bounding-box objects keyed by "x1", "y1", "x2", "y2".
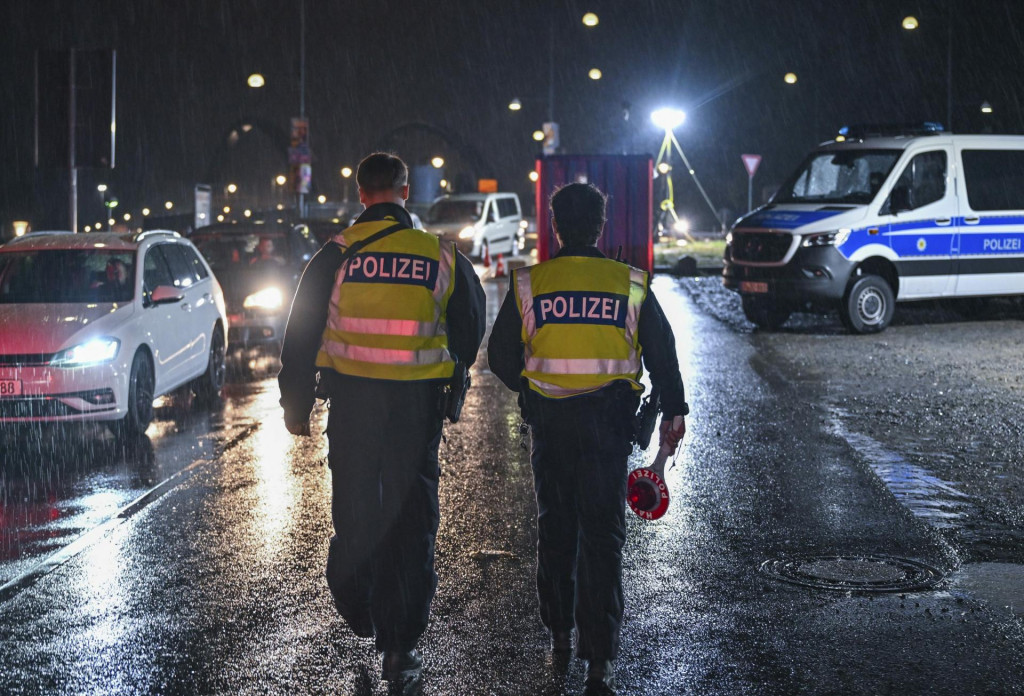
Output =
[{"x1": 760, "y1": 554, "x2": 943, "y2": 592}]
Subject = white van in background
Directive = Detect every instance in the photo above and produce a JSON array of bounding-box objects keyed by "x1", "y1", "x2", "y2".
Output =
[
  {"x1": 723, "y1": 124, "x2": 1024, "y2": 333},
  {"x1": 424, "y1": 192, "x2": 523, "y2": 259}
]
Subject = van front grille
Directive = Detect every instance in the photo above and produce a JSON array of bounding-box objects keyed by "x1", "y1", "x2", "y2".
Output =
[{"x1": 732, "y1": 231, "x2": 794, "y2": 263}]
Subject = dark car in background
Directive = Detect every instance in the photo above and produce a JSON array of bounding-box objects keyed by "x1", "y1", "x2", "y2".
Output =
[{"x1": 189, "y1": 222, "x2": 319, "y2": 374}]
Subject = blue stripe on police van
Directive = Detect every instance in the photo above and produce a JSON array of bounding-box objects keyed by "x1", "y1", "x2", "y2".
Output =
[
  {"x1": 533, "y1": 290, "x2": 628, "y2": 329},
  {"x1": 738, "y1": 209, "x2": 846, "y2": 230},
  {"x1": 344, "y1": 252, "x2": 438, "y2": 288}
]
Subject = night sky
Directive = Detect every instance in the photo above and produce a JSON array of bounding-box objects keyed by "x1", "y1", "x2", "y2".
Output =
[{"x1": 2, "y1": 0, "x2": 1023, "y2": 233}]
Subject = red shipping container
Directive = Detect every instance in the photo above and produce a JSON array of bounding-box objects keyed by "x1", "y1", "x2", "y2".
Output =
[{"x1": 535, "y1": 154, "x2": 654, "y2": 272}]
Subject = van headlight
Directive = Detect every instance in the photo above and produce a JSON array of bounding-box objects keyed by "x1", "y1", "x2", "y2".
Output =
[
  {"x1": 243, "y1": 287, "x2": 284, "y2": 310},
  {"x1": 51, "y1": 337, "x2": 121, "y2": 367},
  {"x1": 458, "y1": 226, "x2": 477, "y2": 240},
  {"x1": 801, "y1": 229, "x2": 851, "y2": 247}
]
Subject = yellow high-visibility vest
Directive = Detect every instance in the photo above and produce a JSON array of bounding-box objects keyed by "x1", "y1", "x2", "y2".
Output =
[
  {"x1": 316, "y1": 219, "x2": 456, "y2": 381},
  {"x1": 514, "y1": 255, "x2": 647, "y2": 398}
]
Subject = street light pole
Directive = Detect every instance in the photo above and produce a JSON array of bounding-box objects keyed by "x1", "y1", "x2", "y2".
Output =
[{"x1": 297, "y1": 0, "x2": 306, "y2": 217}]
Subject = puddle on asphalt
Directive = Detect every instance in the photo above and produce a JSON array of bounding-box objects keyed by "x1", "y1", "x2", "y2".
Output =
[
  {"x1": 829, "y1": 410, "x2": 975, "y2": 529},
  {"x1": 827, "y1": 410, "x2": 1024, "y2": 563}
]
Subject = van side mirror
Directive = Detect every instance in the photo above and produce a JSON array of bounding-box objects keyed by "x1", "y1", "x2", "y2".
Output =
[{"x1": 888, "y1": 186, "x2": 912, "y2": 214}]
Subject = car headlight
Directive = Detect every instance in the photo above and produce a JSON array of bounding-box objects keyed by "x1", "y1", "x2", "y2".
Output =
[
  {"x1": 50, "y1": 337, "x2": 121, "y2": 367},
  {"x1": 243, "y1": 287, "x2": 284, "y2": 310},
  {"x1": 458, "y1": 226, "x2": 477, "y2": 240},
  {"x1": 801, "y1": 229, "x2": 851, "y2": 248},
  {"x1": 725, "y1": 231, "x2": 733, "y2": 245}
]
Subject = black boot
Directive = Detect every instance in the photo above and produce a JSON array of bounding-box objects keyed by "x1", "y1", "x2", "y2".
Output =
[
  {"x1": 584, "y1": 659, "x2": 616, "y2": 695},
  {"x1": 381, "y1": 649, "x2": 423, "y2": 683}
]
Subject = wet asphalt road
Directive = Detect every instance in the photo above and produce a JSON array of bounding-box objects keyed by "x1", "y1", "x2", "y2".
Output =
[{"x1": 1, "y1": 275, "x2": 1023, "y2": 695}]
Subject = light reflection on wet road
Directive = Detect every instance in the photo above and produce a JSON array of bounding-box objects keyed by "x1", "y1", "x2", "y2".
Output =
[{"x1": 0, "y1": 275, "x2": 1022, "y2": 695}]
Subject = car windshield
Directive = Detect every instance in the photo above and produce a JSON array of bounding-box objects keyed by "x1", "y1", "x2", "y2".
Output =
[
  {"x1": 773, "y1": 149, "x2": 902, "y2": 204},
  {"x1": 191, "y1": 232, "x2": 294, "y2": 270},
  {"x1": 0, "y1": 249, "x2": 136, "y2": 304},
  {"x1": 426, "y1": 200, "x2": 484, "y2": 224}
]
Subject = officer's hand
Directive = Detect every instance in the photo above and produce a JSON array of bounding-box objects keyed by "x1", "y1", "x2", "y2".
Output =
[
  {"x1": 658, "y1": 415, "x2": 686, "y2": 454},
  {"x1": 286, "y1": 420, "x2": 312, "y2": 436}
]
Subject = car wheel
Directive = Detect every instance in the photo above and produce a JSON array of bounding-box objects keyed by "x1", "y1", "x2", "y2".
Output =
[
  {"x1": 114, "y1": 351, "x2": 154, "y2": 439},
  {"x1": 841, "y1": 274, "x2": 895, "y2": 334},
  {"x1": 193, "y1": 325, "x2": 226, "y2": 404},
  {"x1": 741, "y1": 295, "x2": 791, "y2": 330}
]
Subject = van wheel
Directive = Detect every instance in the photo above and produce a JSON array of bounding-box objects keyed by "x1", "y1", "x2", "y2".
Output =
[
  {"x1": 192, "y1": 325, "x2": 226, "y2": 404},
  {"x1": 113, "y1": 351, "x2": 154, "y2": 439},
  {"x1": 741, "y1": 295, "x2": 791, "y2": 330},
  {"x1": 841, "y1": 274, "x2": 894, "y2": 333}
]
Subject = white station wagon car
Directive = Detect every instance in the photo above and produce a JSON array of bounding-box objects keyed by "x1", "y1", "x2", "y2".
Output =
[{"x1": 0, "y1": 230, "x2": 227, "y2": 437}]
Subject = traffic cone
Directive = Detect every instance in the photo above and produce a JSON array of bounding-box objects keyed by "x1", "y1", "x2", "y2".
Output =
[
  {"x1": 495, "y1": 253, "x2": 506, "y2": 277},
  {"x1": 482, "y1": 245, "x2": 492, "y2": 268}
]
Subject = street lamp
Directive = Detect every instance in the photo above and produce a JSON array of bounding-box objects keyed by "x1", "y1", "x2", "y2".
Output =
[
  {"x1": 275, "y1": 175, "x2": 287, "y2": 186},
  {"x1": 981, "y1": 101, "x2": 993, "y2": 114},
  {"x1": 164, "y1": 201, "x2": 173, "y2": 210},
  {"x1": 532, "y1": 130, "x2": 545, "y2": 142},
  {"x1": 902, "y1": 16, "x2": 919, "y2": 30},
  {"x1": 227, "y1": 183, "x2": 238, "y2": 194},
  {"x1": 142, "y1": 207, "x2": 150, "y2": 216},
  {"x1": 97, "y1": 184, "x2": 107, "y2": 193},
  {"x1": 340, "y1": 166, "x2": 353, "y2": 203},
  {"x1": 582, "y1": 12, "x2": 599, "y2": 27},
  {"x1": 247, "y1": 73, "x2": 265, "y2": 88},
  {"x1": 784, "y1": 72, "x2": 798, "y2": 85},
  {"x1": 508, "y1": 98, "x2": 523, "y2": 111},
  {"x1": 431, "y1": 156, "x2": 445, "y2": 169},
  {"x1": 588, "y1": 68, "x2": 602, "y2": 80}
]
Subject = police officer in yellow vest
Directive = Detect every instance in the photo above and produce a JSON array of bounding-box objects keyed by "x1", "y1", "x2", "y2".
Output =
[
  {"x1": 488, "y1": 182, "x2": 687, "y2": 696},
  {"x1": 279, "y1": 152, "x2": 485, "y2": 687}
]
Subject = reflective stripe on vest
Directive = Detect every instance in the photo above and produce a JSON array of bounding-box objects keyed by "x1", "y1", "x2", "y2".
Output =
[
  {"x1": 515, "y1": 255, "x2": 647, "y2": 398},
  {"x1": 315, "y1": 221, "x2": 456, "y2": 381}
]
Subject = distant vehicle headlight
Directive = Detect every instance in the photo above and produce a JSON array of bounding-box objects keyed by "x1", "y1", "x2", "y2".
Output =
[
  {"x1": 51, "y1": 337, "x2": 120, "y2": 367},
  {"x1": 801, "y1": 229, "x2": 851, "y2": 247},
  {"x1": 458, "y1": 226, "x2": 477, "y2": 240},
  {"x1": 243, "y1": 287, "x2": 284, "y2": 310}
]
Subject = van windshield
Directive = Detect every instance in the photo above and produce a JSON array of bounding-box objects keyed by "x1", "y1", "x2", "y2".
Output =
[
  {"x1": 427, "y1": 200, "x2": 483, "y2": 224},
  {"x1": 774, "y1": 149, "x2": 901, "y2": 204}
]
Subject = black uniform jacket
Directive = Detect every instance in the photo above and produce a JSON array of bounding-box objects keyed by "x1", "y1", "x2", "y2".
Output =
[
  {"x1": 279, "y1": 202, "x2": 486, "y2": 427},
  {"x1": 487, "y1": 245, "x2": 688, "y2": 417}
]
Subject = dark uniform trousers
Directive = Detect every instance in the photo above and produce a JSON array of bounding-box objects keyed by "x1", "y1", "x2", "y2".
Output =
[
  {"x1": 525, "y1": 385, "x2": 640, "y2": 661},
  {"x1": 324, "y1": 373, "x2": 443, "y2": 653}
]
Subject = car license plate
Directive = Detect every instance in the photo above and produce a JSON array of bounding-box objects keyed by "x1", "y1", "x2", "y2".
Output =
[
  {"x1": 0, "y1": 379, "x2": 22, "y2": 397},
  {"x1": 740, "y1": 281, "x2": 769, "y2": 294}
]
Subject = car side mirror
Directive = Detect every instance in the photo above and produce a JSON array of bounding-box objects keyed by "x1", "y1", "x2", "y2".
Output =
[
  {"x1": 888, "y1": 186, "x2": 912, "y2": 214},
  {"x1": 150, "y1": 285, "x2": 184, "y2": 305}
]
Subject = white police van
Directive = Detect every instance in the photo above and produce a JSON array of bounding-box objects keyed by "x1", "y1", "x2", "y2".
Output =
[{"x1": 723, "y1": 124, "x2": 1024, "y2": 332}]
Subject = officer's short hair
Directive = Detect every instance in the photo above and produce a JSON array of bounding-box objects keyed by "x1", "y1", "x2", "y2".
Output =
[
  {"x1": 550, "y1": 183, "x2": 606, "y2": 246},
  {"x1": 357, "y1": 152, "x2": 408, "y2": 193}
]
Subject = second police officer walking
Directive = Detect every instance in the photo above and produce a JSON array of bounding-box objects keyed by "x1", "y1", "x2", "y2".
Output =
[
  {"x1": 488, "y1": 182, "x2": 688, "y2": 696},
  {"x1": 278, "y1": 152, "x2": 486, "y2": 689}
]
